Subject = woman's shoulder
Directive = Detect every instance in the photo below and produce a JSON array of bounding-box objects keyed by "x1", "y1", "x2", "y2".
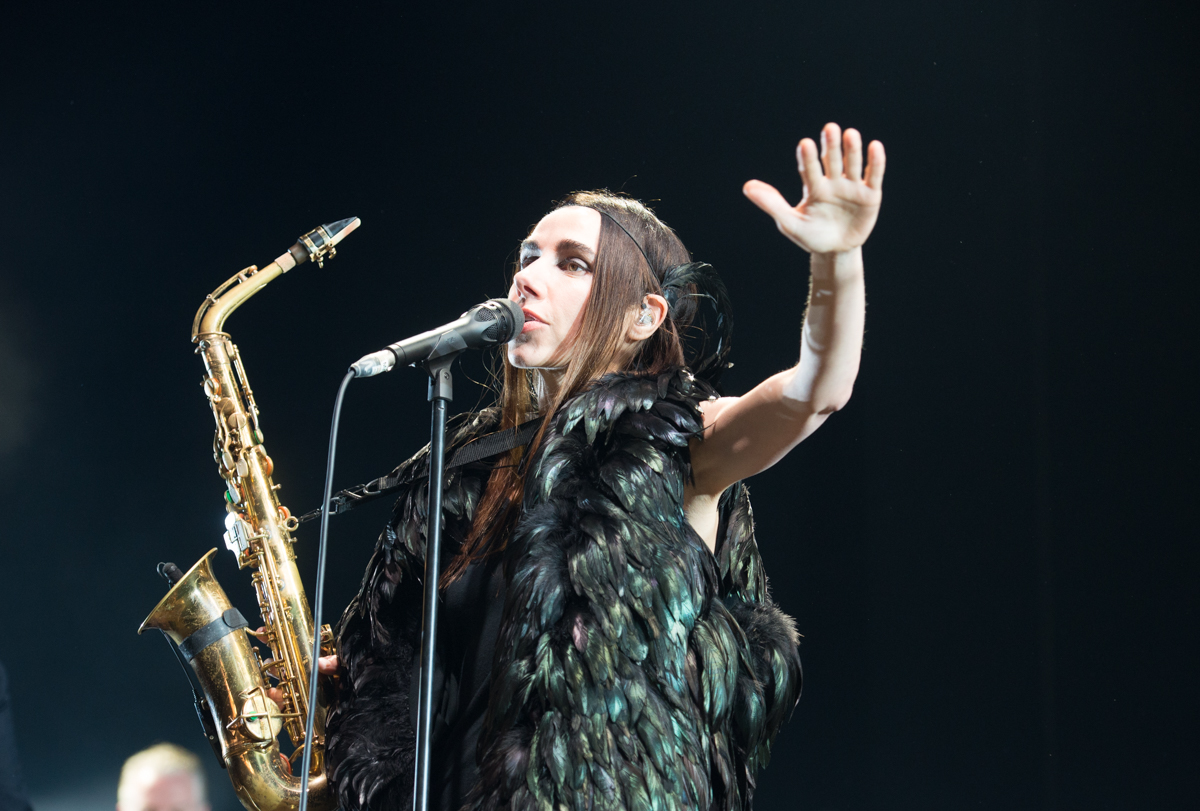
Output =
[
  {"x1": 377, "y1": 406, "x2": 504, "y2": 488},
  {"x1": 556, "y1": 366, "x2": 714, "y2": 443},
  {"x1": 449, "y1": 406, "x2": 504, "y2": 448}
]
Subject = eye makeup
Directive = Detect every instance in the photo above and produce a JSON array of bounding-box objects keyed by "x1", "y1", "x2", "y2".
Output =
[{"x1": 519, "y1": 238, "x2": 595, "y2": 269}]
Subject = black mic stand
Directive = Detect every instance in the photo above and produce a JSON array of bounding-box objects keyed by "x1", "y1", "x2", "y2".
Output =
[{"x1": 413, "y1": 350, "x2": 459, "y2": 811}]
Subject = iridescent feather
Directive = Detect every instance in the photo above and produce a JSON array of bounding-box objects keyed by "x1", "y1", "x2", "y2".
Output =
[{"x1": 330, "y1": 371, "x2": 801, "y2": 811}]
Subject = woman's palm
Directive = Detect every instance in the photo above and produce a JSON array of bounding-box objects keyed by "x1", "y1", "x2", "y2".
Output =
[{"x1": 744, "y1": 123, "x2": 885, "y2": 255}]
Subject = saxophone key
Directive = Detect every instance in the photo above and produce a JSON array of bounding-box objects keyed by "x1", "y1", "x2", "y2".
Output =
[
  {"x1": 234, "y1": 690, "x2": 284, "y2": 743},
  {"x1": 224, "y1": 513, "x2": 253, "y2": 556}
]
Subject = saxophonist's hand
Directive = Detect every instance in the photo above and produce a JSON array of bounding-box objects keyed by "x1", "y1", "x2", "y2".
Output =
[{"x1": 254, "y1": 628, "x2": 339, "y2": 707}]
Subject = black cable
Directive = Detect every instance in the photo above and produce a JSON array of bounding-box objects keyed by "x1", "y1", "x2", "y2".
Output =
[{"x1": 299, "y1": 367, "x2": 355, "y2": 811}]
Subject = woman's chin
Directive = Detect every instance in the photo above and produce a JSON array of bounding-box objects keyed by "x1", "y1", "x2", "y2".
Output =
[
  {"x1": 508, "y1": 351, "x2": 568, "y2": 373},
  {"x1": 507, "y1": 348, "x2": 541, "y2": 370}
]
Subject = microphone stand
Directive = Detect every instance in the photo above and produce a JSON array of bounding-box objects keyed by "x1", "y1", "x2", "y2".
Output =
[{"x1": 412, "y1": 350, "x2": 459, "y2": 811}]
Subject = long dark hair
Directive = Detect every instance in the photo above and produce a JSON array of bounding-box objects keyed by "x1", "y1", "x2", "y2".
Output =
[{"x1": 440, "y1": 190, "x2": 691, "y2": 586}]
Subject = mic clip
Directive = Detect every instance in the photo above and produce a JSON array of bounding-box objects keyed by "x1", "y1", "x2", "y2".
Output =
[{"x1": 421, "y1": 352, "x2": 457, "y2": 402}]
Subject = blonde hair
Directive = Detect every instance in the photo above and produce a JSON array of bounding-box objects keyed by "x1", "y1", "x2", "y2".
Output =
[{"x1": 117, "y1": 743, "x2": 206, "y2": 808}]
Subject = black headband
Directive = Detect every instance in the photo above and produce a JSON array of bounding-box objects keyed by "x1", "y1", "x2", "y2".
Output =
[{"x1": 594, "y1": 209, "x2": 658, "y2": 285}]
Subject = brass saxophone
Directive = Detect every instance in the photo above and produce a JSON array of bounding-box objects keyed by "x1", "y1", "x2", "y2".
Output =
[{"x1": 140, "y1": 218, "x2": 359, "y2": 811}]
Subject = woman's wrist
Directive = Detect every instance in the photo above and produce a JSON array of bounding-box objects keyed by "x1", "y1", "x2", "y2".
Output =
[{"x1": 810, "y1": 246, "x2": 864, "y2": 284}]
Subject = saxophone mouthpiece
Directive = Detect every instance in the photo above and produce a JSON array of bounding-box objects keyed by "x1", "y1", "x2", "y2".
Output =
[
  {"x1": 322, "y1": 217, "x2": 361, "y2": 246},
  {"x1": 283, "y1": 216, "x2": 362, "y2": 270}
]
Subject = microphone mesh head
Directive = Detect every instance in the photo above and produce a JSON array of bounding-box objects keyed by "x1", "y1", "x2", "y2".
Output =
[
  {"x1": 478, "y1": 299, "x2": 523, "y2": 343},
  {"x1": 476, "y1": 306, "x2": 502, "y2": 341}
]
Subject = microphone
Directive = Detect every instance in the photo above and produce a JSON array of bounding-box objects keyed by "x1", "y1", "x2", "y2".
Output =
[{"x1": 351, "y1": 298, "x2": 525, "y2": 378}]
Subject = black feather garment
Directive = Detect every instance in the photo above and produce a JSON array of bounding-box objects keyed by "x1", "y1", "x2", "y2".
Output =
[{"x1": 328, "y1": 369, "x2": 801, "y2": 811}]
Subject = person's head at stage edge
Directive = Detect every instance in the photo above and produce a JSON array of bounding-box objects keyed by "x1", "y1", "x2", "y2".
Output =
[
  {"x1": 116, "y1": 743, "x2": 209, "y2": 811},
  {"x1": 442, "y1": 190, "x2": 695, "y2": 585}
]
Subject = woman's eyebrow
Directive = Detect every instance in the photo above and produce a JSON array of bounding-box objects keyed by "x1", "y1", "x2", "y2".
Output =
[
  {"x1": 519, "y1": 238, "x2": 595, "y2": 259},
  {"x1": 554, "y1": 239, "x2": 595, "y2": 259}
]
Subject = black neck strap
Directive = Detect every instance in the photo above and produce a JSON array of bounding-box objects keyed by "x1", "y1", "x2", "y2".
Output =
[{"x1": 297, "y1": 419, "x2": 540, "y2": 524}]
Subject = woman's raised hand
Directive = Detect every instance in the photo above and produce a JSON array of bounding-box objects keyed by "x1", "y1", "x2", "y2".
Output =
[{"x1": 743, "y1": 123, "x2": 885, "y2": 255}]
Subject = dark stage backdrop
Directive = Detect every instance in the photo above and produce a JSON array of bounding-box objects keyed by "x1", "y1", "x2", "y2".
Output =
[{"x1": 1, "y1": 2, "x2": 1195, "y2": 809}]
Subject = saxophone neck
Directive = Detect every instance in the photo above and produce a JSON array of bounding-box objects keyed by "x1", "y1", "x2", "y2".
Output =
[{"x1": 191, "y1": 217, "x2": 361, "y2": 339}]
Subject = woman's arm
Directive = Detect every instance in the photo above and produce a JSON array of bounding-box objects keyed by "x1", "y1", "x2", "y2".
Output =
[{"x1": 689, "y1": 123, "x2": 885, "y2": 498}]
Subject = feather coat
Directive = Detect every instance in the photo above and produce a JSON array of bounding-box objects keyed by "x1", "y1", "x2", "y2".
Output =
[{"x1": 328, "y1": 368, "x2": 801, "y2": 811}]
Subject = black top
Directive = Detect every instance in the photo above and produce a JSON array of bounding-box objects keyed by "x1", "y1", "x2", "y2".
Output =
[{"x1": 417, "y1": 552, "x2": 507, "y2": 811}]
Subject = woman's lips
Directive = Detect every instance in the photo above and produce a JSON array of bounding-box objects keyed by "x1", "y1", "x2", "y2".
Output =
[{"x1": 521, "y1": 309, "x2": 545, "y2": 332}]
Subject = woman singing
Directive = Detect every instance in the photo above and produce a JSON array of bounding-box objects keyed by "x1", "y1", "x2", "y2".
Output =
[{"x1": 326, "y1": 123, "x2": 886, "y2": 811}]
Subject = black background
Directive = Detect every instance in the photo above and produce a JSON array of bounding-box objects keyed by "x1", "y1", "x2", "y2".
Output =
[{"x1": 1, "y1": 1, "x2": 1195, "y2": 809}]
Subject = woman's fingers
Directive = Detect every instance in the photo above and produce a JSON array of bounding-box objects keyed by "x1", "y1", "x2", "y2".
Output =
[
  {"x1": 865, "y1": 140, "x2": 887, "y2": 190},
  {"x1": 743, "y1": 179, "x2": 796, "y2": 222},
  {"x1": 844, "y1": 128, "x2": 863, "y2": 180},
  {"x1": 262, "y1": 655, "x2": 337, "y2": 708},
  {"x1": 253, "y1": 626, "x2": 339, "y2": 679},
  {"x1": 798, "y1": 137, "x2": 821, "y2": 186},
  {"x1": 821, "y1": 123, "x2": 844, "y2": 178},
  {"x1": 748, "y1": 128, "x2": 882, "y2": 225}
]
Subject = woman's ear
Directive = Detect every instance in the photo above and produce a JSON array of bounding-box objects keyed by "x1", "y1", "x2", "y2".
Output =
[{"x1": 628, "y1": 294, "x2": 670, "y2": 342}]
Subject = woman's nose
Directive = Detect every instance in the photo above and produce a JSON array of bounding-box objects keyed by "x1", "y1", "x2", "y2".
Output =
[{"x1": 512, "y1": 264, "x2": 543, "y2": 300}]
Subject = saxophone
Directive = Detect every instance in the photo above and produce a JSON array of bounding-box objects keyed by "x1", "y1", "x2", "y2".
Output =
[{"x1": 140, "y1": 218, "x2": 359, "y2": 811}]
